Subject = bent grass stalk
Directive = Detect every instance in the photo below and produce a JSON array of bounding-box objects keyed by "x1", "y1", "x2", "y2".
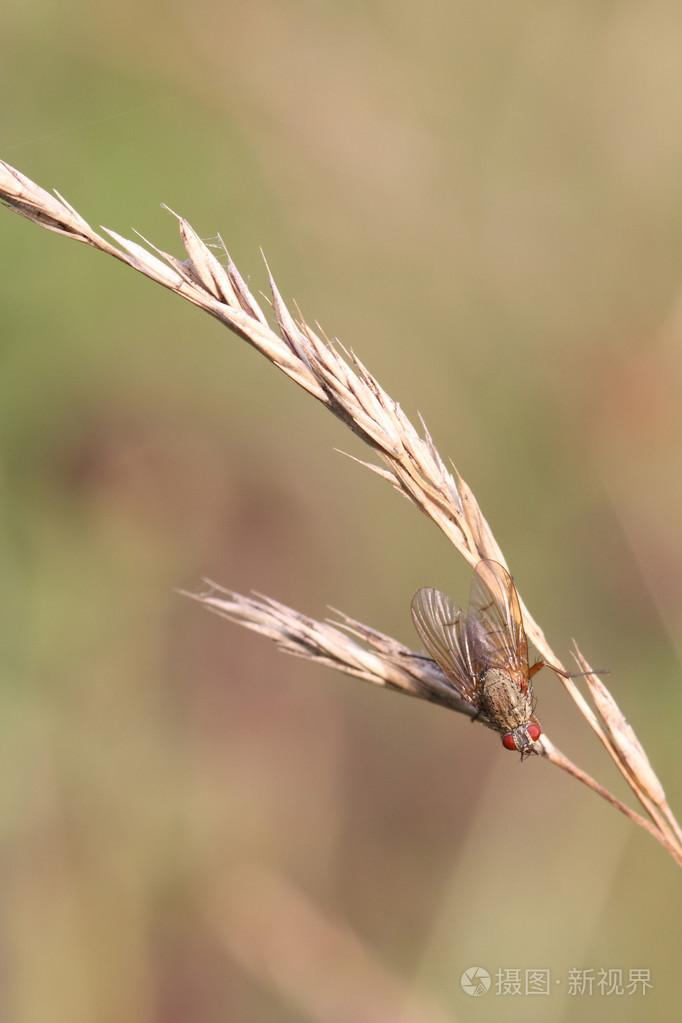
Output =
[{"x1": 2, "y1": 158, "x2": 680, "y2": 866}]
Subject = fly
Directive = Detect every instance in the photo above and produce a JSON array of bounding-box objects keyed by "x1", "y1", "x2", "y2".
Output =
[{"x1": 411, "y1": 560, "x2": 547, "y2": 760}]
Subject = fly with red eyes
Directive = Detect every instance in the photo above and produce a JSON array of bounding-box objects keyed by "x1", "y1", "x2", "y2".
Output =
[{"x1": 411, "y1": 559, "x2": 548, "y2": 761}]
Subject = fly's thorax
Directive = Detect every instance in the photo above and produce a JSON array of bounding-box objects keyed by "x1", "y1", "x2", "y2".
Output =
[{"x1": 480, "y1": 667, "x2": 534, "y2": 733}]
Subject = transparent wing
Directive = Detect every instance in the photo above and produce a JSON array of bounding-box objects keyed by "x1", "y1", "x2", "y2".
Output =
[
  {"x1": 467, "y1": 560, "x2": 530, "y2": 691},
  {"x1": 410, "y1": 587, "x2": 482, "y2": 708}
]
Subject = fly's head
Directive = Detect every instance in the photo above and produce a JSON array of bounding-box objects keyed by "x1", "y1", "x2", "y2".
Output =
[{"x1": 501, "y1": 721, "x2": 542, "y2": 760}]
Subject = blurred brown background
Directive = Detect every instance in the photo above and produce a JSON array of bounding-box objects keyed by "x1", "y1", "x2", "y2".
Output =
[{"x1": 2, "y1": 2, "x2": 682, "y2": 1021}]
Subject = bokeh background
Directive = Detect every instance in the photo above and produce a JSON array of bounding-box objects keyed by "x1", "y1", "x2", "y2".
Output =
[{"x1": 2, "y1": 2, "x2": 682, "y2": 1021}]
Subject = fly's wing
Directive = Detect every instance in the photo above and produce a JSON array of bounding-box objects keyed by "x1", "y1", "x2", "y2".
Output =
[
  {"x1": 411, "y1": 587, "x2": 482, "y2": 709},
  {"x1": 467, "y1": 560, "x2": 530, "y2": 691}
]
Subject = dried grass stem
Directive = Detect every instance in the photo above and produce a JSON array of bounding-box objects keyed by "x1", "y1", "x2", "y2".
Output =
[{"x1": 2, "y1": 158, "x2": 680, "y2": 867}]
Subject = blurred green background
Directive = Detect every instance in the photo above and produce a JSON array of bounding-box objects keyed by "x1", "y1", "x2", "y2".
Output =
[{"x1": 2, "y1": 1, "x2": 682, "y2": 1020}]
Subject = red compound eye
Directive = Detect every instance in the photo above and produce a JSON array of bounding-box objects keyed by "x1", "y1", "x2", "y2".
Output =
[{"x1": 501, "y1": 724, "x2": 542, "y2": 751}]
